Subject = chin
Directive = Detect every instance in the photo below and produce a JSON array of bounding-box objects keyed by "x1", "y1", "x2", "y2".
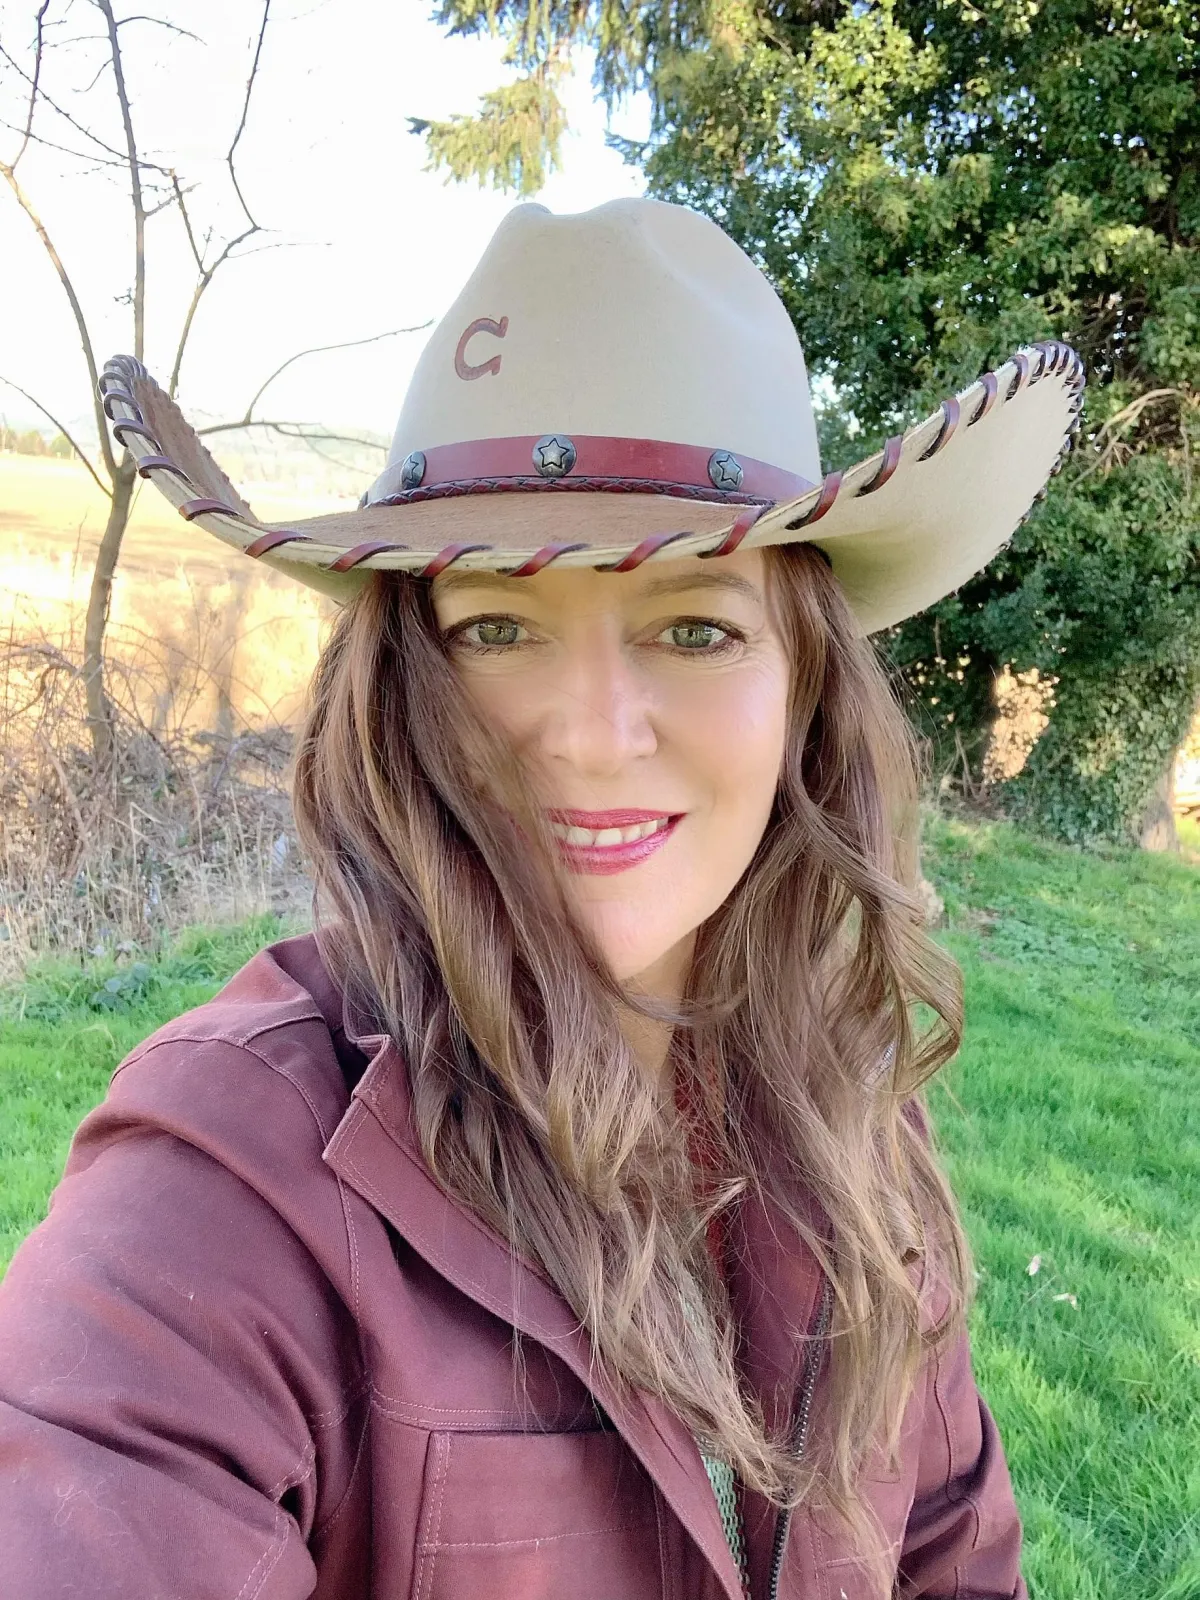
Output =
[{"x1": 573, "y1": 901, "x2": 693, "y2": 987}]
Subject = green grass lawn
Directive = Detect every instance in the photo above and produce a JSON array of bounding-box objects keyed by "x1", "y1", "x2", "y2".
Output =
[
  {"x1": 925, "y1": 812, "x2": 1199, "y2": 1600},
  {"x1": 1, "y1": 818, "x2": 1197, "y2": 1597}
]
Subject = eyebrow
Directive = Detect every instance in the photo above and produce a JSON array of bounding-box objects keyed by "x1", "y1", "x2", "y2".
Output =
[{"x1": 431, "y1": 569, "x2": 763, "y2": 604}]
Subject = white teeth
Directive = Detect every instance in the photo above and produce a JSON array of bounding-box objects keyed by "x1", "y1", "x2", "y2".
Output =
[{"x1": 550, "y1": 817, "x2": 672, "y2": 848}]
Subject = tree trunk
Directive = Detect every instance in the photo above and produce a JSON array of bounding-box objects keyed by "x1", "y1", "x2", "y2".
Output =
[
  {"x1": 83, "y1": 456, "x2": 137, "y2": 767},
  {"x1": 1138, "y1": 759, "x2": 1179, "y2": 853}
]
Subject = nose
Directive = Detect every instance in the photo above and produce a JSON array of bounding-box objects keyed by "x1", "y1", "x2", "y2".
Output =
[{"x1": 536, "y1": 629, "x2": 658, "y2": 779}]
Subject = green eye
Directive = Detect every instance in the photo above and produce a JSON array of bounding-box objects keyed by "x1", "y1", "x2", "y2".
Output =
[
  {"x1": 471, "y1": 619, "x2": 521, "y2": 647},
  {"x1": 669, "y1": 621, "x2": 724, "y2": 649}
]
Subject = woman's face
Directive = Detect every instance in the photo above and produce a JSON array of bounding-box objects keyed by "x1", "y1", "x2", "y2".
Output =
[{"x1": 431, "y1": 549, "x2": 792, "y2": 990}]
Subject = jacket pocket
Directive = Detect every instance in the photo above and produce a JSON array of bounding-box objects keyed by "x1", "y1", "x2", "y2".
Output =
[{"x1": 412, "y1": 1428, "x2": 664, "y2": 1600}]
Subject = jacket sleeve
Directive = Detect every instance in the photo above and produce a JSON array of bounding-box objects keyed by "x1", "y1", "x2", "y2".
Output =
[
  {"x1": 897, "y1": 1325, "x2": 1027, "y2": 1599},
  {"x1": 0, "y1": 1039, "x2": 365, "y2": 1599}
]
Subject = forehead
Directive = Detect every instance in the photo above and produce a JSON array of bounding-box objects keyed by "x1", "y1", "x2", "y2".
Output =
[{"x1": 429, "y1": 549, "x2": 770, "y2": 612}]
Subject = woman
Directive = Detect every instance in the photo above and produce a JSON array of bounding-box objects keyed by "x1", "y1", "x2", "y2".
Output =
[{"x1": 0, "y1": 199, "x2": 1082, "y2": 1598}]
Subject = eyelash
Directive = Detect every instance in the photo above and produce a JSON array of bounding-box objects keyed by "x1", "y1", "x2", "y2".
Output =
[{"x1": 444, "y1": 614, "x2": 746, "y2": 657}]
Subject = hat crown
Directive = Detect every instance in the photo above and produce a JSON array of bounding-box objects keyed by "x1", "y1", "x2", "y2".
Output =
[{"x1": 376, "y1": 198, "x2": 820, "y2": 488}]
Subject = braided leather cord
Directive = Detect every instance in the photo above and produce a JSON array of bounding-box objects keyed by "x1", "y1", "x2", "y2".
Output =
[{"x1": 370, "y1": 475, "x2": 773, "y2": 508}]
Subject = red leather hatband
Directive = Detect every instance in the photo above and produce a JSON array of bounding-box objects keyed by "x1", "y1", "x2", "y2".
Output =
[{"x1": 371, "y1": 435, "x2": 815, "y2": 506}]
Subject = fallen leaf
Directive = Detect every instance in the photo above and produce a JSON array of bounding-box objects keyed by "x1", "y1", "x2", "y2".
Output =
[{"x1": 1027, "y1": 1254, "x2": 1042, "y2": 1276}]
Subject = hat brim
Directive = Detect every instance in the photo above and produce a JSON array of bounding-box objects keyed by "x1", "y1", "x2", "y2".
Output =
[{"x1": 99, "y1": 343, "x2": 1082, "y2": 635}]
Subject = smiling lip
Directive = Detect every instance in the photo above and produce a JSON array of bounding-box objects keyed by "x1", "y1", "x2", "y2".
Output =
[
  {"x1": 546, "y1": 809, "x2": 682, "y2": 876},
  {"x1": 548, "y1": 809, "x2": 674, "y2": 828}
]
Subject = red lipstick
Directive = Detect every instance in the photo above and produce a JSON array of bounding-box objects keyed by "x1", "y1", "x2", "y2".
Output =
[
  {"x1": 546, "y1": 809, "x2": 682, "y2": 876},
  {"x1": 548, "y1": 808, "x2": 673, "y2": 827}
]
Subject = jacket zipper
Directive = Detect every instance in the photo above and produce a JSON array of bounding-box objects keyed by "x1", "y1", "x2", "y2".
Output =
[{"x1": 765, "y1": 1278, "x2": 833, "y2": 1600}]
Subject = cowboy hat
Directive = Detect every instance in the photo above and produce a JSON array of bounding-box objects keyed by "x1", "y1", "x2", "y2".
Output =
[{"x1": 100, "y1": 198, "x2": 1084, "y2": 635}]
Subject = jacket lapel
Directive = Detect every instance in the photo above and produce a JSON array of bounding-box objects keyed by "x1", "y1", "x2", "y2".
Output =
[{"x1": 323, "y1": 1034, "x2": 748, "y2": 1600}]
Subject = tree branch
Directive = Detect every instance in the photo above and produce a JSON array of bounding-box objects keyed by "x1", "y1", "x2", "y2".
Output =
[
  {"x1": 227, "y1": 0, "x2": 270, "y2": 234},
  {"x1": 115, "y1": 14, "x2": 203, "y2": 44},
  {"x1": 166, "y1": 222, "x2": 257, "y2": 397},
  {"x1": 0, "y1": 37, "x2": 171, "y2": 171},
  {"x1": 165, "y1": 2, "x2": 272, "y2": 397},
  {"x1": 1072, "y1": 388, "x2": 1187, "y2": 485},
  {"x1": 196, "y1": 420, "x2": 387, "y2": 452},
  {"x1": 0, "y1": 372, "x2": 111, "y2": 497},
  {"x1": 169, "y1": 169, "x2": 204, "y2": 269},
  {"x1": 9, "y1": 0, "x2": 51, "y2": 171},
  {"x1": 95, "y1": 0, "x2": 145, "y2": 362},
  {"x1": 0, "y1": 113, "x2": 124, "y2": 167},
  {"x1": 234, "y1": 324, "x2": 432, "y2": 424},
  {"x1": 0, "y1": 156, "x2": 116, "y2": 480}
]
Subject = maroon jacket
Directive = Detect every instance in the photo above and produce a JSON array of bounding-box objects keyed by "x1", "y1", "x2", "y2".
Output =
[{"x1": 0, "y1": 933, "x2": 1025, "y2": 1599}]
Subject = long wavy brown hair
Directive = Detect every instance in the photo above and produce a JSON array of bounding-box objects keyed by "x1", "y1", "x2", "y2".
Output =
[{"x1": 291, "y1": 542, "x2": 970, "y2": 1583}]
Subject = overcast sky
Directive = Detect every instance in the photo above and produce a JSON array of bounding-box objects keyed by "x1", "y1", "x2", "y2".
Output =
[{"x1": 0, "y1": 0, "x2": 649, "y2": 445}]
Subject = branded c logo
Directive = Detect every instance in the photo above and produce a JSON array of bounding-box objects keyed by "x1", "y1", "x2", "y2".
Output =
[{"x1": 454, "y1": 315, "x2": 509, "y2": 381}]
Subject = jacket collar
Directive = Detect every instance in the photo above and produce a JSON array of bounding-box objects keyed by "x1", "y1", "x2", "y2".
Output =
[{"x1": 291, "y1": 935, "x2": 824, "y2": 1600}]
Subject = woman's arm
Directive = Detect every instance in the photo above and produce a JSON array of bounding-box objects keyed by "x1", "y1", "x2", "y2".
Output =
[{"x1": 0, "y1": 1040, "x2": 367, "y2": 1599}]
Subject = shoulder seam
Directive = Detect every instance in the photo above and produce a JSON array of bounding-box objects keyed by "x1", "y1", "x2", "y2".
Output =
[{"x1": 112, "y1": 1006, "x2": 326, "y2": 1085}]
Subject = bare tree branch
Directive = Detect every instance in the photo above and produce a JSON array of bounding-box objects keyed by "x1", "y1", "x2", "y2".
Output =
[
  {"x1": 95, "y1": 0, "x2": 145, "y2": 362},
  {"x1": 164, "y1": 3, "x2": 273, "y2": 397},
  {"x1": 227, "y1": 0, "x2": 269, "y2": 233},
  {"x1": 10, "y1": 0, "x2": 51, "y2": 171},
  {"x1": 0, "y1": 155, "x2": 117, "y2": 479},
  {"x1": 196, "y1": 420, "x2": 387, "y2": 452},
  {"x1": 234, "y1": 324, "x2": 431, "y2": 424},
  {"x1": 144, "y1": 177, "x2": 191, "y2": 219},
  {"x1": 0, "y1": 371, "x2": 111, "y2": 496},
  {"x1": 115, "y1": 14, "x2": 203, "y2": 45},
  {"x1": 166, "y1": 220, "x2": 257, "y2": 397},
  {"x1": 0, "y1": 36, "x2": 171, "y2": 172},
  {"x1": 0, "y1": 112, "x2": 125, "y2": 166}
]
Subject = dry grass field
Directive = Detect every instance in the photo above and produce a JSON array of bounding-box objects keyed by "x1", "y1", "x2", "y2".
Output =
[
  {"x1": 0, "y1": 455, "x2": 344, "y2": 730},
  {"x1": 0, "y1": 455, "x2": 355, "y2": 970}
]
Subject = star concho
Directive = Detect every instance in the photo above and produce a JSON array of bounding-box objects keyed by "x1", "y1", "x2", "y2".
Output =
[
  {"x1": 400, "y1": 450, "x2": 427, "y2": 490},
  {"x1": 532, "y1": 435, "x2": 577, "y2": 479},
  {"x1": 707, "y1": 450, "x2": 744, "y2": 492}
]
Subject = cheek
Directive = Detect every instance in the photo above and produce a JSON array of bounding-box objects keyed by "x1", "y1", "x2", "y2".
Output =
[
  {"x1": 449, "y1": 667, "x2": 523, "y2": 732},
  {"x1": 685, "y1": 651, "x2": 789, "y2": 772}
]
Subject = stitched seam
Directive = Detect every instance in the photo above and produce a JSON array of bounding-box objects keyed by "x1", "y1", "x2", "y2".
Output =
[
  {"x1": 303, "y1": 1376, "x2": 371, "y2": 1430},
  {"x1": 423, "y1": 1521, "x2": 645, "y2": 1550},
  {"x1": 232, "y1": 1507, "x2": 289, "y2": 1600},
  {"x1": 312, "y1": 1406, "x2": 371, "y2": 1542},
  {"x1": 112, "y1": 1012, "x2": 326, "y2": 1084},
  {"x1": 341, "y1": 1171, "x2": 362, "y2": 1323},
  {"x1": 266, "y1": 1440, "x2": 316, "y2": 1501},
  {"x1": 369, "y1": 1390, "x2": 587, "y2": 1425},
  {"x1": 414, "y1": 1433, "x2": 451, "y2": 1600}
]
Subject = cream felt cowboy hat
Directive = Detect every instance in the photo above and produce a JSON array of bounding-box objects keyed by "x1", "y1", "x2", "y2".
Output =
[{"x1": 100, "y1": 198, "x2": 1084, "y2": 634}]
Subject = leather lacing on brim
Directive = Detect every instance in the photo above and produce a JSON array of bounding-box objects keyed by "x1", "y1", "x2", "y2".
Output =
[{"x1": 98, "y1": 342, "x2": 1085, "y2": 582}]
